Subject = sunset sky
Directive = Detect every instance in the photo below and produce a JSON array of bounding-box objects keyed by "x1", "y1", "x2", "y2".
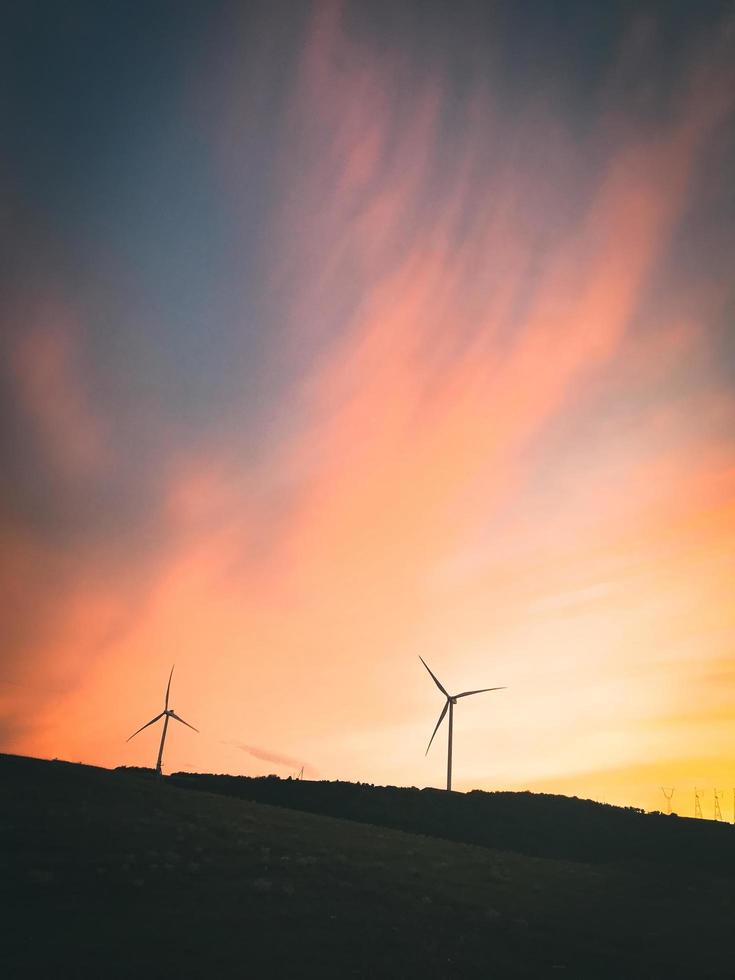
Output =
[{"x1": 2, "y1": 1, "x2": 734, "y2": 817}]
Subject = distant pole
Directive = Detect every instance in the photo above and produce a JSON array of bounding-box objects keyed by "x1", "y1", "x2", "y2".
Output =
[
  {"x1": 660, "y1": 787, "x2": 675, "y2": 815},
  {"x1": 714, "y1": 789, "x2": 723, "y2": 822},
  {"x1": 156, "y1": 712, "x2": 170, "y2": 776},
  {"x1": 694, "y1": 787, "x2": 703, "y2": 819},
  {"x1": 298, "y1": 765, "x2": 304, "y2": 780},
  {"x1": 447, "y1": 700, "x2": 454, "y2": 792}
]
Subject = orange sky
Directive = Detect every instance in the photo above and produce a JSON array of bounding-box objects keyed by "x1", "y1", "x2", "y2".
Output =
[{"x1": 2, "y1": 3, "x2": 734, "y2": 818}]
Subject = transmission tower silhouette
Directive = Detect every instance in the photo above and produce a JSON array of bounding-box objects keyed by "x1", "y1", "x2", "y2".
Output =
[
  {"x1": 714, "y1": 789, "x2": 723, "y2": 822},
  {"x1": 694, "y1": 786, "x2": 703, "y2": 819},
  {"x1": 660, "y1": 786, "x2": 675, "y2": 815}
]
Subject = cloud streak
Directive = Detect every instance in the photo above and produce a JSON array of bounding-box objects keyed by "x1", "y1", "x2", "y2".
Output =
[{"x1": 223, "y1": 741, "x2": 315, "y2": 777}]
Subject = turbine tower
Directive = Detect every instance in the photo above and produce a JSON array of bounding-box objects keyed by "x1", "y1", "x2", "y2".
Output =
[
  {"x1": 420, "y1": 656, "x2": 505, "y2": 792},
  {"x1": 127, "y1": 665, "x2": 199, "y2": 775}
]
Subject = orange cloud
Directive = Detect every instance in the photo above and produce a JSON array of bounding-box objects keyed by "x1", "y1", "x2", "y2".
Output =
[
  {"x1": 11, "y1": 309, "x2": 109, "y2": 480},
  {"x1": 4, "y1": 6, "x2": 734, "y2": 813}
]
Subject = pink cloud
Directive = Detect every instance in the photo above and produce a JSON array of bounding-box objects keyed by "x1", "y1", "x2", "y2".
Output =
[
  {"x1": 12, "y1": 308, "x2": 109, "y2": 480},
  {"x1": 224, "y1": 741, "x2": 315, "y2": 777},
  {"x1": 4, "y1": 6, "x2": 735, "y2": 809}
]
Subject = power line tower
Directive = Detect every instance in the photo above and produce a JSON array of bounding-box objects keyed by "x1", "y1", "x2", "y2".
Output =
[
  {"x1": 694, "y1": 786, "x2": 703, "y2": 819},
  {"x1": 297, "y1": 765, "x2": 304, "y2": 780},
  {"x1": 714, "y1": 789, "x2": 723, "y2": 822},
  {"x1": 660, "y1": 786, "x2": 675, "y2": 815}
]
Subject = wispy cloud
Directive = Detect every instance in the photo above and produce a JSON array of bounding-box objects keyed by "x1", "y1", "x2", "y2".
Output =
[
  {"x1": 2, "y1": 4, "x2": 734, "y2": 810},
  {"x1": 11, "y1": 311, "x2": 110, "y2": 482},
  {"x1": 222, "y1": 741, "x2": 315, "y2": 777}
]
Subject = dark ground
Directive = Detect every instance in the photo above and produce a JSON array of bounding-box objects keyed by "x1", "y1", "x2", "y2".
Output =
[{"x1": 2, "y1": 753, "x2": 733, "y2": 979}]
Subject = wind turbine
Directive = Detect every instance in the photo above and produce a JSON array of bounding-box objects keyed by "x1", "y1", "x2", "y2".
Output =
[
  {"x1": 127, "y1": 665, "x2": 199, "y2": 775},
  {"x1": 420, "y1": 656, "x2": 505, "y2": 792}
]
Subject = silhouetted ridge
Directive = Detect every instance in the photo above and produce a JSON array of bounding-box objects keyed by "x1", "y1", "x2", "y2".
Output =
[
  {"x1": 170, "y1": 773, "x2": 735, "y2": 873},
  {"x1": 5, "y1": 753, "x2": 735, "y2": 979}
]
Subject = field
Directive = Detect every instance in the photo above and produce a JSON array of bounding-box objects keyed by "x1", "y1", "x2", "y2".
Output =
[{"x1": 2, "y1": 753, "x2": 733, "y2": 979}]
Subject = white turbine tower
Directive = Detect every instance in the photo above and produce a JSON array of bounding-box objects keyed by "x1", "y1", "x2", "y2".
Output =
[
  {"x1": 420, "y1": 656, "x2": 505, "y2": 792},
  {"x1": 127, "y1": 665, "x2": 199, "y2": 775}
]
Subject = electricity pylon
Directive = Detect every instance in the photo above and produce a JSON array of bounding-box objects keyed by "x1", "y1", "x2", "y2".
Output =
[
  {"x1": 714, "y1": 789, "x2": 723, "y2": 822},
  {"x1": 660, "y1": 786, "x2": 675, "y2": 815},
  {"x1": 694, "y1": 787, "x2": 703, "y2": 819}
]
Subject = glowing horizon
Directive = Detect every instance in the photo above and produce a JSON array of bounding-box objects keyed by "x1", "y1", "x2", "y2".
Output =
[{"x1": 2, "y1": 2, "x2": 734, "y2": 818}]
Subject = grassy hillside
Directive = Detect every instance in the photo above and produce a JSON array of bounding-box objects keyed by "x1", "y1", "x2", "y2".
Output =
[
  {"x1": 2, "y1": 753, "x2": 733, "y2": 979},
  {"x1": 171, "y1": 771, "x2": 735, "y2": 873}
]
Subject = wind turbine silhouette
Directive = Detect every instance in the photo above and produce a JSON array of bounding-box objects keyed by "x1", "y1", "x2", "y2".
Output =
[
  {"x1": 127, "y1": 665, "x2": 199, "y2": 775},
  {"x1": 420, "y1": 656, "x2": 505, "y2": 792}
]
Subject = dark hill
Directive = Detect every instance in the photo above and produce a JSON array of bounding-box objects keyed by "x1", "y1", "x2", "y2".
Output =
[
  {"x1": 171, "y1": 771, "x2": 735, "y2": 873},
  {"x1": 2, "y1": 753, "x2": 734, "y2": 979}
]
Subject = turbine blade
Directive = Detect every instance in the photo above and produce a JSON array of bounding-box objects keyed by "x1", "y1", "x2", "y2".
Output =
[
  {"x1": 419, "y1": 656, "x2": 449, "y2": 698},
  {"x1": 126, "y1": 712, "x2": 164, "y2": 742},
  {"x1": 169, "y1": 711, "x2": 199, "y2": 733},
  {"x1": 425, "y1": 700, "x2": 449, "y2": 755},
  {"x1": 165, "y1": 664, "x2": 175, "y2": 710},
  {"x1": 455, "y1": 686, "x2": 506, "y2": 698}
]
